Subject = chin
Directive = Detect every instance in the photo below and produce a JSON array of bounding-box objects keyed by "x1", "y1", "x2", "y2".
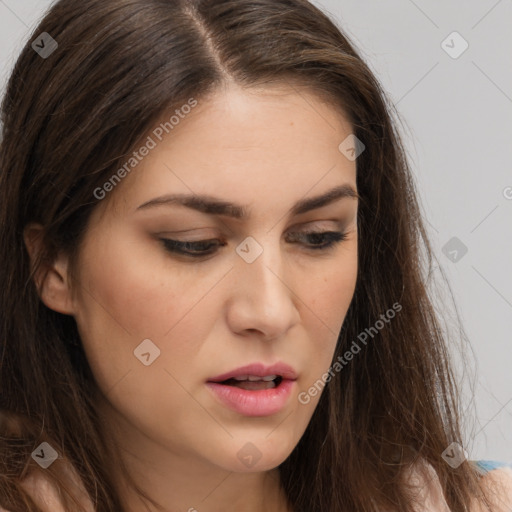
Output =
[{"x1": 216, "y1": 437, "x2": 296, "y2": 473}]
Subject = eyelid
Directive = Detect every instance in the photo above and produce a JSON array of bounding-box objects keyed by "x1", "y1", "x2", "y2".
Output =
[
  {"x1": 290, "y1": 214, "x2": 353, "y2": 230},
  {"x1": 158, "y1": 228, "x2": 221, "y2": 240},
  {"x1": 159, "y1": 218, "x2": 347, "y2": 236}
]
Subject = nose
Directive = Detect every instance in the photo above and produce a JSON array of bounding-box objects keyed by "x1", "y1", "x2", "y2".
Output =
[{"x1": 225, "y1": 236, "x2": 300, "y2": 339}]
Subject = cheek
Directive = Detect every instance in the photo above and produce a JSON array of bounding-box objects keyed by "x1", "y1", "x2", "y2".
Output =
[
  {"x1": 72, "y1": 232, "x2": 230, "y2": 389},
  {"x1": 309, "y1": 251, "x2": 357, "y2": 328},
  {"x1": 303, "y1": 252, "x2": 358, "y2": 370},
  {"x1": 294, "y1": 261, "x2": 357, "y2": 414},
  {"x1": 71, "y1": 245, "x2": 215, "y2": 438},
  {"x1": 76, "y1": 231, "x2": 216, "y2": 337}
]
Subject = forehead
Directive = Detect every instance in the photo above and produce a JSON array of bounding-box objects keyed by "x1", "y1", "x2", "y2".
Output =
[{"x1": 96, "y1": 83, "x2": 356, "y2": 220}]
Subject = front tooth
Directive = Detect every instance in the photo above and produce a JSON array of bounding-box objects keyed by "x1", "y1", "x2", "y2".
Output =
[{"x1": 233, "y1": 374, "x2": 278, "y2": 381}]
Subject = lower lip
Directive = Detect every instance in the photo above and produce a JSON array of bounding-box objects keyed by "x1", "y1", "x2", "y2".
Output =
[{"x1": 205, "y1": 379, "x2": 295, "y2": 417}]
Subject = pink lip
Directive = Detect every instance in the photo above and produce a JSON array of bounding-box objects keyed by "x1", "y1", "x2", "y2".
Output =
[
  {"x1": 207, "y1": 362, "x2": 298, "y2": 382},
  {"x1": 205, "y1": 380, "x2": 296, "y2": 416},
  {"x1": 206, "y1": 362, "x2": 298, "y2": 417}
]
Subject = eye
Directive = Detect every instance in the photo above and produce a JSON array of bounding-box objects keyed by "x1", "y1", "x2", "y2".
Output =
[
  {"x1": 160, "y1": 238, "x2": 226, "y2": 257},
  {"x1": 286, "y1": 230, "x2": 348, "y2": 250},
  {"x1": 159, "y1": 230, "x2": 348, "y2": 259}
]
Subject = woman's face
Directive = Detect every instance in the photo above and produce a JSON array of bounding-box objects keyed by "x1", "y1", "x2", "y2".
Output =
[{"x1": 65, "y1": 83, "x2": 359, "y2": 475}]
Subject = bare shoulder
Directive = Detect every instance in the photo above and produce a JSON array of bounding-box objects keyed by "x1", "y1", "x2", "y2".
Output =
[
  {"x1": 19, "y1": 471, "x2": 68, "y2": 512},
  {"x1": 403, "y1": 458, "x2": 452, "y2": 511},
  {"x1": 470, "y1": 466, "x2": 512, "y2": 512},
  {"x1": 403, "y1": 458, "x2": 512, "y2": 512},
  {"x1": 0, "y1": 472, "x2": 66, "y2": 512},
  {"x1": 16, "y1": 462, "x2": 95, "y2": 512},
  {"x1": 406, "y1": 459, "x2": 512, "y2": 512}
]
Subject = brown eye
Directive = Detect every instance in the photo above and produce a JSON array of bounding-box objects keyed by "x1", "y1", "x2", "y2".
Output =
[
  {"x1": 159, "y1": 230, "x2": 348, "y2": 260},
  {"x1": 160, "y1": 238, "x2": 226, "y2": 257},
  {"x1": 286, "y1": 230, "x2": 348, "y2": 250}
]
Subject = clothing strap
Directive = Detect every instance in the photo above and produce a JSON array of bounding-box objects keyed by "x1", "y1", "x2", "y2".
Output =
[{"x1": 472, "y1": 459, "x2": 512, "y2": 475}]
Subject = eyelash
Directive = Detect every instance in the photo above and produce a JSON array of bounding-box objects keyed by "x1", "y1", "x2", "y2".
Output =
[{"x1": 159, "y1": 230, "x2": 348, "y2": 258}]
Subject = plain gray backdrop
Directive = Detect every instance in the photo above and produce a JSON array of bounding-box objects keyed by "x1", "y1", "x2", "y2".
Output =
[{"x1": 0, "y1": 0, "x2": 511, "y2": 462}]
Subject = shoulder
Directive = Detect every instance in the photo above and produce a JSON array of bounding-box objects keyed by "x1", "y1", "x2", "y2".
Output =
[
  {"x1": 2, "y1": 461, "x2": 95, "y2": 512},
  {"x1": 19, "y1": 471, "x2": 68, "y2": 512},
  {"x1": 472, "y1": 460, "x2": 512, "y2": 476},
  {"x1": 0, "y1": 473, "x2": 65, "y2": 512},
  {"x1": 403, "y1": 458, "x2": 512, "y2": 512},
  {"x1": 403, "y1": 458, "x2": 452, "y2": 511},
  {"x1": 470, "y1": 461, "x2": 512, "y2": 512}
]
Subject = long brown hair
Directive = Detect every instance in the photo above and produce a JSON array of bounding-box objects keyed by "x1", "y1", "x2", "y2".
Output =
[{"x1": 0, "y1": 0, "x2": 497, "y2": 510}]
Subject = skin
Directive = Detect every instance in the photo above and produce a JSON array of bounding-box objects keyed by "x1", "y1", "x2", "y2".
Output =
[{"x1": 24, "y1": 82, "x2": 359, "y2": 512}]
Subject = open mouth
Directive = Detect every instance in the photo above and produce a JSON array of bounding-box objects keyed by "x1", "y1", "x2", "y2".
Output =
[
  {"x1": 218, "y1": 376, "x2": 284, "y2": 390},
  {"x1": 206, "y1": 370, "x2": 295, "y2": 416}
]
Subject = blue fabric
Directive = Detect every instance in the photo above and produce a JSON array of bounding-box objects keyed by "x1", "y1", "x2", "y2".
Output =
[{"x1": 473, "y1": 460, "x2": 512, "y2": 474}]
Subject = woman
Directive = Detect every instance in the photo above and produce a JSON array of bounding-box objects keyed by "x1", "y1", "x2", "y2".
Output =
[{"x1": 0, "y1": 0, "x2": 511, "y2": 510}]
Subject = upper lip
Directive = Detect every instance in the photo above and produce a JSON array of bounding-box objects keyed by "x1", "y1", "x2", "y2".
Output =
[{"x1": 207, "y1": 362, "x2": 298, "y2": 383}]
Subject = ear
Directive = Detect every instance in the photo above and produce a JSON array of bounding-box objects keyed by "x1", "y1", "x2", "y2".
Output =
[{"x1": 23, "y1": 223, "x2": 76, "y2": 316}]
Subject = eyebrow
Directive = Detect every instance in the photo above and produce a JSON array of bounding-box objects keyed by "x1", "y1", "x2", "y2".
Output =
[{"x1": 135, "y1": 183, "x2": 359, "y2": 219}]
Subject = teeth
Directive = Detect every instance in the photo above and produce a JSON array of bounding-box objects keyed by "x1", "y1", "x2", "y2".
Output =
[{"x1": 233, "y1": 374, "x2": 278, "y2": 382}]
